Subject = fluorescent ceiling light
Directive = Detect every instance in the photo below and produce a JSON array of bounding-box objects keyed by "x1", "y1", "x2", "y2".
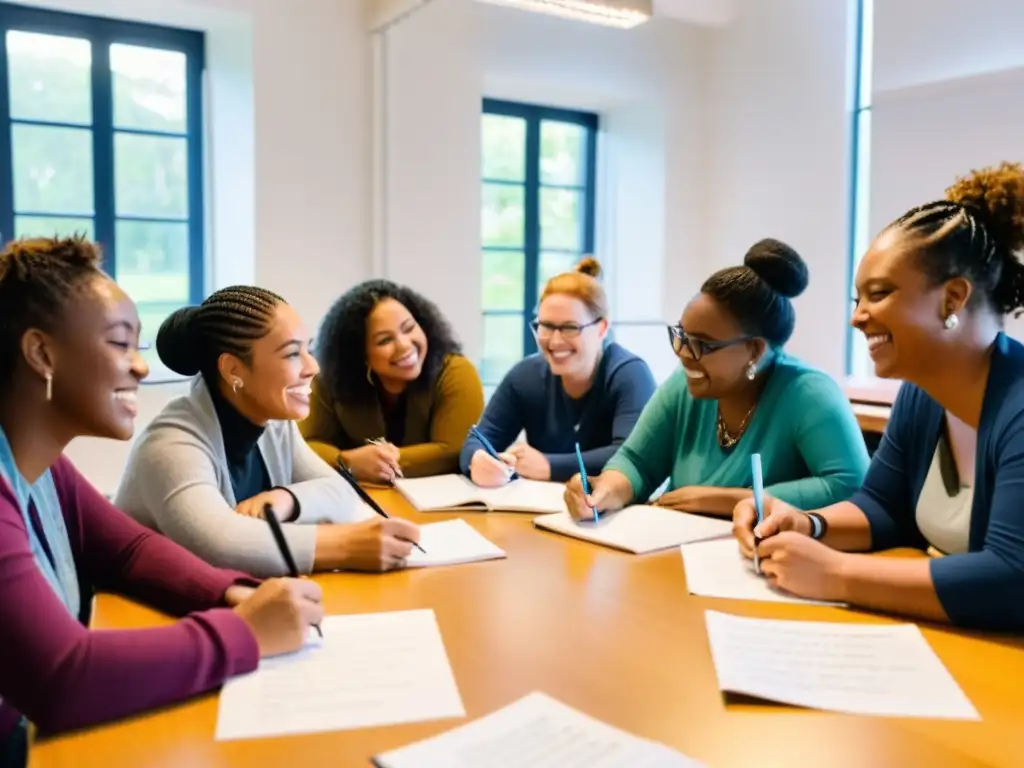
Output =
[{"x1": 476, "y1": 0, "x2": 652, "y2": 29}]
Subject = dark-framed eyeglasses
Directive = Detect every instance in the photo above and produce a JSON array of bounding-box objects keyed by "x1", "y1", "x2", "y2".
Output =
[
  {"x1": 530, "y1": 317, "x2": 603, "y2": 340},
  {"x1": 666, "y1": 325, "x2": 750, "y2": 360}
]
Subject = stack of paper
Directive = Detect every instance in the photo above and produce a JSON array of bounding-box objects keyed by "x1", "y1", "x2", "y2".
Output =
[
  {"x1": 681, "y1": 538, "x2": 844, "y2": 606},
  {"x1": 215, "y1": 609, "x2": 465, "y2": 741},
  {"x1": 405, "y1": 519, "x2": 507, "y2": 568},
  {"x1": 372, "y1": 692, "x2": 704, "y2": 767},
  {"x1": 534, "y1": 505, "x2": 732, "y2": 554},
  {"x1": 395, "y1": 474, "x2": 566, "y2": 514},
  {"x1": 704, "y1": 610, "x2": 980, "y2": 719}
]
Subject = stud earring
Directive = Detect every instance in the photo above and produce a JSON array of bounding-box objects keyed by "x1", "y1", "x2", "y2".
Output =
[
  {"x1": 366, "y1": 365, "x2": 374, "y2": 386},
  {"x1": 746, "y1": 361, "x2": 757, "y2": 381},
  {"x1": 231, "y1": 377, "x2": 243, "y2": 393},
  {"x1": 45, "y1": 372, "x2": 52, "y2": 402},
  {"x1": 944, "y1": 313, "x2": 959, "y2": 331}
]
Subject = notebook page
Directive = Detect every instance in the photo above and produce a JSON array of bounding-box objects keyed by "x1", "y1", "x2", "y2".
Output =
[
  {"x1": 681, "y1": 538, "x2": 843, "y2": 606},
  {"x1": 704, "y1": 610, "x2": 979, "y2": 720},
  {"x1": 215, "y1": 609, "x2": 465, "y2": 740},
  {"x1": 405, "y1": 519, "x2": 507, "y2": 568},
  {"x1": 373, "y1": 692, "x2": 703, "y2": 768},
  {"x1": 535, "y1": 506, "x2": 732, "y2": 553},
  {"x1": 394, "y1": 475, "x2": 485, "y2": 511},
  {"x1": 479, "y1": 478, "x2": 568, "y2": 513}
]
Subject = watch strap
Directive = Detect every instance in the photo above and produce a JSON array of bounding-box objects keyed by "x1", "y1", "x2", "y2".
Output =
[{"x1": 806, "y1": 511, "x2": 827, "y2": 540}]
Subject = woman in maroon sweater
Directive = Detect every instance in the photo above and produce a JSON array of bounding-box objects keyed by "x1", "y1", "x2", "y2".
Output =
[{"x1": 0, "y1": 237, "x2": 323, "y2": 768}]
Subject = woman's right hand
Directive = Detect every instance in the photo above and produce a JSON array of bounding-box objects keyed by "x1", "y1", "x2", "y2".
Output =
[
  {"x1": 340, "y1": 443, "x2": 402, "y2": 484},
  {"x1": 469, "y1": 449, "x2": 516, "y2": 488},
  {"x1": 233, "y1": 578, "x2": 324, "y2": 658},
  {"x1": 564, "y1": 473, "x2": 620, "y2": 521},
  {"x1": 338, "y1": 516, "x2": 422, "y2": 571},
  {"x1": 732, "y1": 495, "x2": 812, "y2": 558}
]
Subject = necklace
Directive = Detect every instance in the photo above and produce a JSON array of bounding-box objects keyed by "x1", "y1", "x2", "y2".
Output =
[{"x1": 717, "y1": 402, "x2": 757, "y2": 450}]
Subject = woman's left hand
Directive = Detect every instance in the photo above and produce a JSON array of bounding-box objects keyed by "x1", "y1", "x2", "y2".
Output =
[
  {"x1": 235, "y1": 488, "x2": 297, "y2": 522},
  {"x1": 652, "y1": 486, "x2": 703, "y2": 512},
  {"x1": 757, "y1": 532, "x2": 847, "y2": 602},
  {"x1": 506, "y1": 443, "x2": 551, "y2": 481}
]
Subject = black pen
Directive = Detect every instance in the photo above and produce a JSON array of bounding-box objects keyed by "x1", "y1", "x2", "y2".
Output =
[
  {"x1": 263, "y1": 503, "x2": 323, "y2": 638},
  {"x1": 334, "y1": 461, "x2": 427, "y2": 554}
]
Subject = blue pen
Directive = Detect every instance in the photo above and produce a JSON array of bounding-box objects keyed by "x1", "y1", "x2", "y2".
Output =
[
  {"x1": 751, "y1": 453, "x2": 764, "y2": 575},
  {"x1": 470, "y1": 425, "x2": 517, "y2": 479},
  {"x1": 575, "y1": 442, "x2": 598, "y2": 522}
]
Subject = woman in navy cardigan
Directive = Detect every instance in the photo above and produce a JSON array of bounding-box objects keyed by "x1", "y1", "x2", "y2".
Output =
[{"x1": 733, "y1": 161, "x2": 1024, "y2": 631}]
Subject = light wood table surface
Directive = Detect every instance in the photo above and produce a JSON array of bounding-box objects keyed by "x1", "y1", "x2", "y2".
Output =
[{"x1": 30, "y1": 492, "x2": 1024, "y2": 768}]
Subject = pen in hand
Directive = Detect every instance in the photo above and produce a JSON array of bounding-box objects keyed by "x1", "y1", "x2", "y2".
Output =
[
  {"x1": 263, "y1": 503, "x2": 323, "y2": 638},
  {"x1": 334, "y1": 462, "x2": 427, "y2": 554},
  {"x1": 574, "y1": 442, "x2": 598, "y2": 523},
  {"x1": 751, "y1": 453, "x2": 764, "y2": 576}
]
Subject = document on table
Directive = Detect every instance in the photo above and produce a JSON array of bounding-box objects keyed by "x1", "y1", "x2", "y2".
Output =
[
  {"x1": 405, "y1": 519, "x2": 507, "y2": 568},
  {"x1": 215, "y1": 609, "x2": 465, "y2": 741},
  {"x1": 704, "y1": 610, "x2": 980, "y2": 720},
  {"x1": 534, "y1": 506, "x2": 732, "y2": 554},
  {"x1": 681, "y1": 537, "x2": 844, "y2": 606},
  {"x1": 372, "y1": 691, "x2": 705, "y2": 768},
  {"x1": 394, "y1": 475, "x2": 566, "y2": 514}
]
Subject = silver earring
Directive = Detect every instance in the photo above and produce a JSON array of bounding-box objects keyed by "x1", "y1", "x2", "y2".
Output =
[
  {"x1": 746, "y1": 361, "x2": 757, "y2": 381},
  {"x1": 45, "y1": 372, "x2": 52, "y2": 402},
  {"x1": 366, "y1": 365, "x2": 374, "y2": 386},
  {"x1": 231, "y1": 378, "x2": 242, "y2": 393},
  {"x1": 944, "y1": 313, "x2": 959, "y2": 330}
]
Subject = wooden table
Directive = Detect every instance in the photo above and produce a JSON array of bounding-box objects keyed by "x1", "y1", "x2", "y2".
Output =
[
  {"x1": 30, "y1": 494, "x2": 1024, "y2": 768},
  {"x1": 846, "y1": 377, "x2": 899, "y2": 434}
]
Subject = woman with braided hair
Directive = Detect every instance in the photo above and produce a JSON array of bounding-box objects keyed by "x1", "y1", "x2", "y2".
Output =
[
  {"x1": 0, "y1": 238, "x2": 324, "y2": 767},
  {"x1": 734, "y1": 161, "x2": 1024, "y2": 631},
  {"x1": 115, "y1": 286, "x2": 421, "y2": 577}
]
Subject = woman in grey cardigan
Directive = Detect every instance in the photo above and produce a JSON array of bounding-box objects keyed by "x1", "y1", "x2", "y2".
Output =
[{"x1": 115, "y1": 286, "x2": 421, "y2": 577}]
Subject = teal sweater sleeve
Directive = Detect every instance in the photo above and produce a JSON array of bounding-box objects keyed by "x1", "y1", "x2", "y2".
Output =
[{"x1": 764, "y1": 372, "x2": 869, "y2": 509}]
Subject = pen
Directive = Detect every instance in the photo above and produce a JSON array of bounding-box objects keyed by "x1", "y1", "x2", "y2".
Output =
[
  {"x1": 334, "y1": 462, "x2": 427, "y2": 554},
  {"x1": 574, "y1": 442, "x2": 598, "y2": 522},
  {"x1": 365, "y1": 437, "x2": 403, "y2": 480},
  {"x1": 263, "y1": 503, "x2": 322, "y2": 638},
  {"x1": 470, "y1": 424, "x2": 517, "y2": 479},
  {"x1": 751, "y1": 453, "x2": 764, "y2": 576}
]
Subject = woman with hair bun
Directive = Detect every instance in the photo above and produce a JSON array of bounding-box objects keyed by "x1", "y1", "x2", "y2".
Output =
[
  {"x1": 461, "y1": 256, "x2": 657, "y2": 487},
  {"x1": 115, "y1": 286, "x2": 421, "y2": 577},
  {"x1": 734, "y1": 162, "x2": 1024, "y2": 630},
  {"x1": 566, "y1": 239, "x2": 869, "y2": 519}
]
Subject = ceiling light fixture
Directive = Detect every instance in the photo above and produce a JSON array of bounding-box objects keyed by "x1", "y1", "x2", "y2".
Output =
[{"x1": 476, "y1": 0, "x2": 652, "y2": 29}]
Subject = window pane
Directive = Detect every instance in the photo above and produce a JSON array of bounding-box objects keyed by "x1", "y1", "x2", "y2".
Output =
[
  {"x1": 115, "y1": 133, "x2": 188, "y2": 218},
  {"x1": 537, "y1": 251, "x2": 580, "y2": 291},
  {"x1": 7, "y1": 31, "x2": 91, "y2": 125},
  {"x1": 540, "y1": 121, "x2": 586, "y2": 186},
  {"x1": 482, "y1": 250, "x2": 525, "y2": 311},
  {"x1": 115, "y1": 220, "x2": 190, "y2": 302},
  {"x1": 481, "y1": 314, "x2": 523, "y2": 383},
  {"x1": 482, "y1": 183, "x2": 525, "y2": 248},
  {"x1": 111, "y1": 44, "x2": 187, "y2": 133},
  {"x1": 15, "y1": 215, "x2": 94, "y2": 240},
  {"x1": 540, "y1": 188, "x2": 583, "y2": 251},
  {"x1": 482, "y1": 114, "x2": 525, "y2": 182},
  {"x1": 12, "y1": 124, "x2": 94, "y2": 214},
  {"x1": 135, "y1": 301, "x2": 182, "y2": 369}
]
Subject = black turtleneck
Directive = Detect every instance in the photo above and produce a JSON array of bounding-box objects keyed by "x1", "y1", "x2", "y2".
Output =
[{"x1": 209, "y1": 382, "x2": 272, "y2": 503}]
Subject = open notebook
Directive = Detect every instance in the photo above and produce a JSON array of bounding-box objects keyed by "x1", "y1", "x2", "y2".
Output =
[
  {"x1": 395, "y1": 474, "x2": 567, "y2": 514},
  {"x1": 405, "y1": 519, "x2": 507, "y2": 568},
  {"x1": 534, "y1": 505, "x2": 732, "y2": 554}
]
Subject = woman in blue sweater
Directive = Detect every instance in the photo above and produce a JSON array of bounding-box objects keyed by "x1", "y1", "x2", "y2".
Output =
[
  {"x1": 460, "y1": 257, "x2": 656, "y2": 486},
  {"x1": 734, "y1": 162, "x2": 1024, "y2": 632}
]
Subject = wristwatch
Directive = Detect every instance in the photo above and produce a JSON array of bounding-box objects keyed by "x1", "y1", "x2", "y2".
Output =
[{"x1": 806, "y1": 511, "x2": 828, "y2": 540}]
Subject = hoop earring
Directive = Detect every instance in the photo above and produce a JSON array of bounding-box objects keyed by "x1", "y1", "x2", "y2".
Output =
[
  {"x1": 944, "y1": 313, "x2": 959, "y2": 331},
  {"x1": 45, "y1": 372, "x2": 52, "y2": 402},
  {"x1": 746, "y1": 361, "x2": 757, "y2": 381},
  {"x1": 231, "y1": 377, "x2": 243, "y2": 393},
  {"x1": 366, "y1": 365, "x2": 374, "y2": 386}
]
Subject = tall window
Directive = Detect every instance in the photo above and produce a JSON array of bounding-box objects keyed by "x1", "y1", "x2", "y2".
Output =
[
  {"x1": 846, "y1": 0, "x2": 874, "y2": 377},
  {"x1": 0, "y1": 4, "x2": 204, "y2": 372},
  {"x1": 479, "y1": 98, "x2": 597, "y2": 387}
]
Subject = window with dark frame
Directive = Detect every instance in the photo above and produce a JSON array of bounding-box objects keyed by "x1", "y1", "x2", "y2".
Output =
[
  {"x1": 0, "y1": 3, "x2": 204, "y2": 372},
  {"x1": 480, "y1": 98, "x2": 598, "y2": 387}
]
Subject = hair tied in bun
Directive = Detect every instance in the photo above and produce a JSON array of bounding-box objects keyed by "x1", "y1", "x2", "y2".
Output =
[
  {"x1": 575, "y1": 255, "x2": 602, "y2": 279},
  {"x1": 155, "y1": 305, "x2": 203, "y2": 377},
  {"x1": 743, "y1": 238, "x2": 809, "y2": 300}
]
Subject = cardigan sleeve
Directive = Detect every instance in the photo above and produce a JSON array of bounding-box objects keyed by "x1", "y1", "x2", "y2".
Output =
[
  {"x1": 399, "y1": 355, "x2": 485, "y2": 478},
  {"x1": 763, "y1": 372, "x2": 869, "y2": 508},
  {"x1": 299, "y1": 376, "x2": 348, "y2": 467},
  {"x1": 284, "y1": 422, "x2": 372, "y2": 524},
  {"x1": 458, "y1": 372, "x2": 524, "y2": 475},
  {"x1": 0, "y1": 463, "x2": 259, "y2": 736}
]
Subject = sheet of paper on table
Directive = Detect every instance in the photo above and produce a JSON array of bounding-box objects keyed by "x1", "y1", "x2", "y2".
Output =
[
  {"x1": 372, "y1": 691, "x2": 705, "y2": 768},
  {"x1": 215, "y1": 609, "x2": 465, "y2": 741},
  {"x1": 394, "y1": 474, "x2": 566, "y2": 513},
  {"x1": 535, "y1": 506, "x2": 732, "y2": 554},
  {"x1": 703, "y1": 610, "x2": 980, "y2": 720},
  {"x1": 405, "y1": 518, "x2": 506, "y2": 568}
]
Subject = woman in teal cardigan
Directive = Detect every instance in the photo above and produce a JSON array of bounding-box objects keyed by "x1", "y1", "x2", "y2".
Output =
[{"x1": 564, "y1": 239, "x2": 868, "y2": 518}]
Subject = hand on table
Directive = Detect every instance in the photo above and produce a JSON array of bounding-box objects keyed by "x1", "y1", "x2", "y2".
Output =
[
  {"x1": 338, "y1": 516, "x2": 422, "y2": 571},
  {"x1": 235, "y1": 488, "x2": 296, "y2": 521},
  {"x1": 233, "y1": 578, "x2": 324, "y2": 657},
  {"x1": 652, "y1": 486, "x2": 703, "y2": 512},
  {"x1": 732, "y1": 495, "x2": 811, "y2": 558},
  {"x1": 506, "y1": 443, "x2": 551, "y2": 481},
  {"x1": 756, "y1": 533, "x2": 847, "y2": 602},
  {"x1": 469, "y1": 449, "x2": 516, "y2": 488},
  {"x1": 340, "y1": 442, "x2": 403, "y2": 484},
  {"x1": 564, "y1": 473, "x2": 616, "y2": 521}
]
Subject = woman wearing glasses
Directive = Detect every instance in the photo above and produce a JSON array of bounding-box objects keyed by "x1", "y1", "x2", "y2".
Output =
[
  {"x1": 460, "y1": 257, "x2": 656, "y2": 487},
  {"x1": 564, "y1": 240, "x2": 868, "y2": 518}
]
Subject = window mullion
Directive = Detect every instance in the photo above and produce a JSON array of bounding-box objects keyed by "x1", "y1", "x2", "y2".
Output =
[
  {"x1": 522, "y1": 113, "x2": 540, "y2": 356},
  {"x1": 0, "y1": 30, "x2": 13, "y2": 244},
  {"x1": 91, "y1": 34, "x2": 115, "y2": 275}
]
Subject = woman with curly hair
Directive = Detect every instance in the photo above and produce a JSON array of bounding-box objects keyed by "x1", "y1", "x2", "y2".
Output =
[
  {"x1": 734, "y1": 161, "x2": 1024, "y2": 631},
  {"x1": 301, "y1": 280, "x2": 484, "y2": 482}
]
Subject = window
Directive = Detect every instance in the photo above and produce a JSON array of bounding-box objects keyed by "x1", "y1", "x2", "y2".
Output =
[
  {"x1": 0, "y1": 4, "x2": 204, "y2": 373},
  {"x1": 846, "y1": 0, "x2": 874, "y2": 377},
  {"x1": 479, "y1": 99, "x2": 597, "y2": 386}
]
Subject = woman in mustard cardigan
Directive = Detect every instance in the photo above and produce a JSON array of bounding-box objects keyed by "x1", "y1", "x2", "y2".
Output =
[{"x1": 301, "y1": 280, "x2": 484, "y2": 483}]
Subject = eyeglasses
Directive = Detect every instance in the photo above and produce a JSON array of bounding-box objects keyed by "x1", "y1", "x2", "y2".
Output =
[
  {"x1": 530, "y1": 318, "x2": 603, "y2": 340},
  {"x1": 666, "y1": 325, "x2": 750, "y2": 360}
]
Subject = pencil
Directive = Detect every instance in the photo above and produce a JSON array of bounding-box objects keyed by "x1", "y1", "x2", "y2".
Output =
[{"x1": 263, "y1": 503, "x2": 323, "y2": 638}]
